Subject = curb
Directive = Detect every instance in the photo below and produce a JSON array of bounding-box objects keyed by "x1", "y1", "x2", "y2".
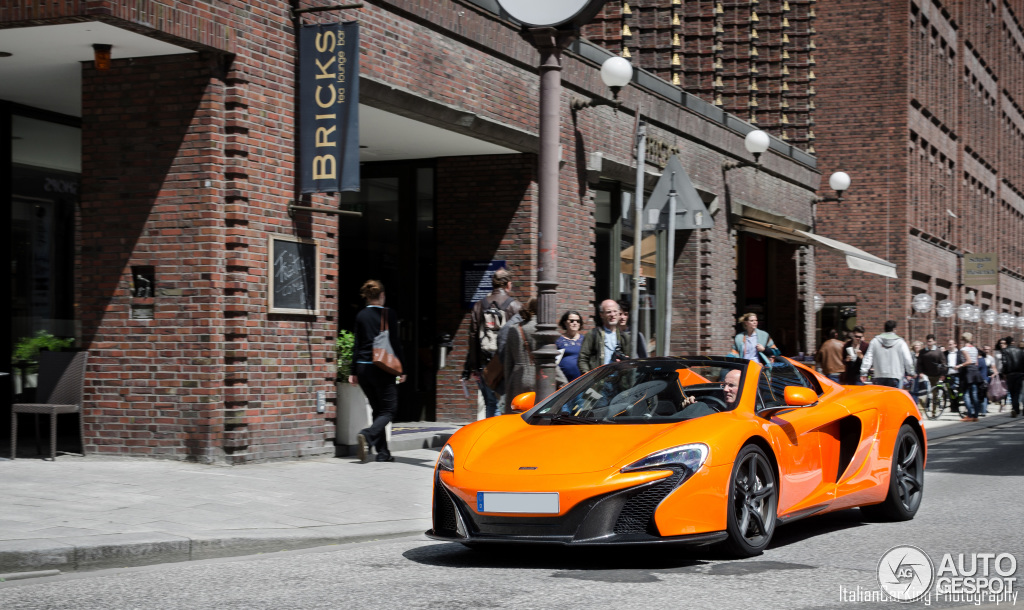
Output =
[
  {"x1": 335, "y1": 430, "x2": 456, "y2": 457},
  {"x1": 0, "y1": 521, "x2": 431, "y2": 576}
]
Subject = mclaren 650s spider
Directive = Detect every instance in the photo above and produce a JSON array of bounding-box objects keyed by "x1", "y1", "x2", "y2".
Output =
[{"x1": 427, "y1": 356, "x2": 925, "y2": 557}]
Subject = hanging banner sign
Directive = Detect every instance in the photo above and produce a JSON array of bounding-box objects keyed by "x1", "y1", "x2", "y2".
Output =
[{"x1": 299, "y1": 22, "x2": 360, "y2": 193}]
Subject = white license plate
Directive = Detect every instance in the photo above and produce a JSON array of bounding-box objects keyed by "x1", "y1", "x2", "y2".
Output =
[{"x1": 476, "y1": 492, "x2": 559, "y2": 514}]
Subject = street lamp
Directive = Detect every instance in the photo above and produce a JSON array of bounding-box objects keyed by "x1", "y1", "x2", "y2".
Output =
[
  {"x1": 496, "y1": 0, "x2": 609, "y2": 401},
  {"x1": 723, "y1": 129, "x2": 770, "y2": 171},
  {"x1": 572, "y1": 55, "x2": 649, "y2": 358},
  {"x1": 572, "y1": 55, "x2": 633, "y2": 111},
  {"x1": 814, "y1": 172, "x2": 851, "y2": 203}
]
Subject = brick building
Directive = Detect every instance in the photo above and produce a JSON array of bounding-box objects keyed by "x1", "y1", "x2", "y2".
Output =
[
  {"x1": 813, "y1": 0, "x2": 1024, "y2": 345},
  {"x1": 3, "y1": 0, "x2": 845, "y2": 463}
]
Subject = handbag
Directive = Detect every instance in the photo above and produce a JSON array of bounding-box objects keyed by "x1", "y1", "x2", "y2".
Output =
[
  {"x1": 372, "y1": 308, "x2": 403, "y2": 376},
  {"x1": 482, "y1": 353, "x2": 503, "y2": 390},
  {"x1": 988, "y1": 373, "x2": 1008, "y2": 401}
]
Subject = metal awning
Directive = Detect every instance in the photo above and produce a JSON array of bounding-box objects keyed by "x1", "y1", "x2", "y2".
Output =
[
  {"x1": 619, "y1": 234, "x2": 658, "y2": 277},
  {"x1": 735, "y1": 218, "x2": 898, "y2": 279}
]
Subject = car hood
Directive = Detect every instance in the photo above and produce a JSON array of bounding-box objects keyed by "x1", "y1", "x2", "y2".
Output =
[{"x1": 462, "y1": 416, "x2": 686, "y2": 475}]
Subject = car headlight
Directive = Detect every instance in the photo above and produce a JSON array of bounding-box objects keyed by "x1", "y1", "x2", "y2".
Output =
[
  {"x1": 621, "y1": 443, "x2": 709, "y2": 475},
  {"x1": 437, "y1": 444, "x2": 454, "y2": 472}
]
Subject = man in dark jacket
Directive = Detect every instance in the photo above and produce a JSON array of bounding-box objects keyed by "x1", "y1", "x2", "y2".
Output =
[
  {"x1": 1001, "y1": 336, "x2": 1024, "y2": 417},
  {"x1": 464, "y1": 268, "x2": 522, "y2": 418},
  {"x1": 578, "y1": 300, "x2": 629, "y2": 374},
  {"x1": 842, "y1": 326, "x2": 868, "y2": 384}
]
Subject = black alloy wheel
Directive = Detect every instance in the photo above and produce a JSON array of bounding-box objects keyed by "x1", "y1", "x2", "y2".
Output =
[
  {"x1": 724, "y1": 444, "x2": 778, "y2": 557},
  {"x1": 861, "y1": 423, "x2": 924, "y2": 521}
]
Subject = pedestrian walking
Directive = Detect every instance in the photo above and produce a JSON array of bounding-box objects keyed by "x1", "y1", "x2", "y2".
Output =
[
  {"x1": 1001, "y1": 337, "x2": 1024, "y2": 417},
  {"x1": 578, "y1": 299, "x2": 628, "y2": 374},
  {"x1": 859, "y1": 320, "x2": 915, "y2": 387},
  {"x1": 907, "y1": 341, "x2": 932, "y2": 412},
  {"x1": 556, "y1": 310, "x2": 585, "y2": 382},
  {"x1": 351, "y1": 280, "x2": 405, "y2": 463},
  {"x1": 503, "y1": 298, "x2": 566, "y2": 405},
  {"x1": 917, "y1": 334, "x2": 947, "y2": 410},
  {"x1": 463, "y1": 268, "x2": 522, "y2": 418},
  {"x1": 954, "y1": 332, "x2": 983, "y2": 422},
  {"x1": 842, "y1": 326, "x2": 869, "y2": 384},
  {"x1": 815, "y1": 328, "x2": 846, "y2": 382},
  {"x1": 617, "y1": 299, "x2": 648, "y2": 358},
  {"x1": 941, "y1": 338, "x2": 963, "y2": 413},
  {"x1": 730, "y1": 313, "x2": 777, "y2": 365},
  {"x1": 978, "y1": 345, "x2": 992, "y2": 416}
]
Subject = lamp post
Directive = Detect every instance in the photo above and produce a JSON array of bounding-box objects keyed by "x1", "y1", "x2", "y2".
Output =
[
  {"x1": 496, "y1": 0, "x2": 609, "y2": 401},
  {"x1": 573, "y1": 57, "x2": 648, "y2": 358}
]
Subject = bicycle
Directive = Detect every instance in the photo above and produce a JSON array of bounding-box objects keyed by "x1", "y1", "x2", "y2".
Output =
[{"x1": 926, "y1": 376, "x2": 968, "y2": 420}]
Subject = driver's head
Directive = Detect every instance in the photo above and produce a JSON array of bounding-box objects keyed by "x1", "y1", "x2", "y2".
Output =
[{"x1": 722, "y1": 369, "x2": 741, "y2": 407}]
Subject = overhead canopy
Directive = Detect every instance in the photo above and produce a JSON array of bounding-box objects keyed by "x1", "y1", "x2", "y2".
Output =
[
  {"x1": 735, "y1": 218, "x2": 898, "y2": 279},
  {"x1": 620, "y1": 234, "x2": 658, "y2": 277}
]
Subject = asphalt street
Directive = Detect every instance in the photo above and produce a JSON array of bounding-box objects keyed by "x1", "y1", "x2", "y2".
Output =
[{"x1": 0, "y1": 416, "x2": 1022, "y2": 609}]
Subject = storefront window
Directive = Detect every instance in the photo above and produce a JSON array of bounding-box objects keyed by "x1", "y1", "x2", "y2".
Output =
[
  {"x1": 8, "y1": 114, "x2": 80, "y2": 395},
  {"x1": 594, "y1": 182, "x2": 656, "y2": 356}
]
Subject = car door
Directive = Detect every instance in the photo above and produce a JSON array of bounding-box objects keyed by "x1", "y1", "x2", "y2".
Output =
[{"x1": 757, "y1": 363, "x2": 849, "y2": 518}]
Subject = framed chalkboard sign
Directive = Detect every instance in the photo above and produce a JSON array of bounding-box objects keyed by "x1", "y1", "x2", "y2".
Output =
[{"x1": 269, "y1": 236, "x2": 320, "y2": 315}]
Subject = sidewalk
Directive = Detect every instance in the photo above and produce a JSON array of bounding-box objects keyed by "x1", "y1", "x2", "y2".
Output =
[
  {"x1": 0, "y1": 422, "x2": 465, "y2": 577},
  {"x1": 0, "y1": 412, "x2": 1019, "y2": 578}
]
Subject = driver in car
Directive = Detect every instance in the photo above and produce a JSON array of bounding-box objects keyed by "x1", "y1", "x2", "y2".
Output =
[{"x1": 722, "y1": 369, "x2": 741, "y2": 409}]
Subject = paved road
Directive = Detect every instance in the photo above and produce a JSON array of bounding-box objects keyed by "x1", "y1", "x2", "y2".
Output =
[{"x1": 2, "y1": 420, "x2": 1021, "y2": 610}]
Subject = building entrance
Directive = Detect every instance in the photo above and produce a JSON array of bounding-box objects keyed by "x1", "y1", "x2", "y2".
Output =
[{"x1": 338, "y1": 161, "x2": 436, "y2": 421}]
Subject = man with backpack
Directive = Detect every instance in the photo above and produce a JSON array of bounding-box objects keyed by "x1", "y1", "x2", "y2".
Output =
[{"x1": 464, "y1": 268, "x2": 522, "y2": 418}]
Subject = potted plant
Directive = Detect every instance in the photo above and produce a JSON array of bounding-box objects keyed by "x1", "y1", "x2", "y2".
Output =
[
  {"x1": 12, "y1": 330, "x2": 75, "y2": 395},
  {"x1": 334, "y1": 330, "x2": 373, "y2": 455},
  {"x1": 336, "y1": 330, "x2": 355, "y2": 379}
]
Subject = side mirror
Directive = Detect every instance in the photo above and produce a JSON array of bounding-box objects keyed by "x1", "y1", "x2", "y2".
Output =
[
  {"x1": 784, "y1": 386, "x2": 818, "y2": 407},
  {"x1": 511, "y1": 392, "x2": 535, "y2": 412}
]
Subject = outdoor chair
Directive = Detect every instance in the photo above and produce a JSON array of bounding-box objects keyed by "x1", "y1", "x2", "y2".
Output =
[{"x1": 11, "y1": 350, "x2": 88, "y2": 460}]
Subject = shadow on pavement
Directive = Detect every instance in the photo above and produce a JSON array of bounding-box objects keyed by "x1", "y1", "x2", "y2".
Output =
[{"x1": 922, "y1": 426, "x2": 1024, "y2": 477}]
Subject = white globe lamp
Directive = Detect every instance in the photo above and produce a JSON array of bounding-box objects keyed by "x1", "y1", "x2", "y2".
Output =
[
  {"x1": 744, "y1": 130, "x2": 770, "y2": 164},
  {"x1": 829, "y1": 171, "x2": 851, "y2": 193}
]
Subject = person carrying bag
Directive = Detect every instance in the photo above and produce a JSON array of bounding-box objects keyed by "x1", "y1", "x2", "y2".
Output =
[{"x1": 350, "y1": 280, "x2": 405, "y2": 463}]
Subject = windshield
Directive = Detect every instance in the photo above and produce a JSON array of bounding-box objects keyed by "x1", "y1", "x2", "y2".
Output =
[{"x1": 528, "y1": 358, "x2": 748, "y2": 425}]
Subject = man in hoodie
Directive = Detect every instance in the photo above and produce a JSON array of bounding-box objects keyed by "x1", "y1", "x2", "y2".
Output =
[{"x1": 860, "y1": 320, "x2": 916, "y2": 388}]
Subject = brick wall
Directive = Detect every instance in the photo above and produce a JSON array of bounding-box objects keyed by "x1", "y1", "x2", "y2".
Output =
[
  {"x1": 77, "y1": 3, "x2": 339, "y2": 462},
  {"x1": 816, "y1": 0, "x2": 1024, "y2": 350},
  {"x1": 27, "y1": 0, "x2": 824, "y2": 442}
]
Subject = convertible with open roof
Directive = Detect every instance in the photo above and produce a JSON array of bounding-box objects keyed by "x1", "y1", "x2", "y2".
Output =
[{"x1": 427, "y1": 356, "x2": 925, "y2": 556}]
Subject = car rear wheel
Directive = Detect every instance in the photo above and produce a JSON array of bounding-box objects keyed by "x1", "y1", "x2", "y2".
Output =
[
  {"x1": 724, "y1": 444, "x2": 777, "y2": 557},
  {"x1": 861, "y1": 423, "x2": 924, "y2": 521}
]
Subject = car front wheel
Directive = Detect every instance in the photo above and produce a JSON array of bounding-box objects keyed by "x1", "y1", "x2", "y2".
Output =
[{"x1": 724, "y1": 444, "x2": 778, "y2": 557}]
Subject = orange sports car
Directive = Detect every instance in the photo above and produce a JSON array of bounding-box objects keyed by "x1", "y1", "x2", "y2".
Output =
[{"x1": 427, "y1": 356, "x2": 925, "y2": 556}]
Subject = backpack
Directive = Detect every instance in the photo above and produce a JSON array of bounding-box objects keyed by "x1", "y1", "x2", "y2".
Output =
[{"x1": 478, "y1": 297, "x2": 513, "y2": 355}]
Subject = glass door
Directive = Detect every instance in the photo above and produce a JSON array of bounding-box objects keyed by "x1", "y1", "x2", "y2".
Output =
[{"x1": 339, "y1": 162, "x2": 435, "y2": 421}]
